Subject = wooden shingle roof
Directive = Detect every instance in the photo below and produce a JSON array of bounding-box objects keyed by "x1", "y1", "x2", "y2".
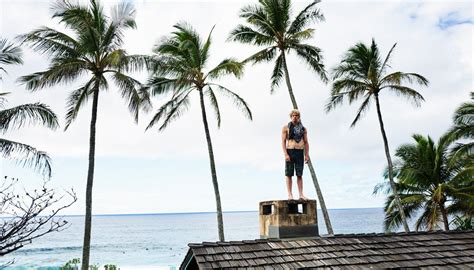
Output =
[{"x1": 180, "y1": 230, "x2": 474, "y2": 269}]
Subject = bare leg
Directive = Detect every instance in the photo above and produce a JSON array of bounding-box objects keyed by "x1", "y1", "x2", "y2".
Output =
[
  {"x1": 286, "y1": 176, "x2": 293, "y2": 200},
  {"x1": 297, "y1": 176, "x2": 308, "y2": 200}
]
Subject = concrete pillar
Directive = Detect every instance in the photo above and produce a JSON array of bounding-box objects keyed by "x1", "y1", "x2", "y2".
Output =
[{"x1": 259, "y1": 200, "x2": 318, "y2": 239}]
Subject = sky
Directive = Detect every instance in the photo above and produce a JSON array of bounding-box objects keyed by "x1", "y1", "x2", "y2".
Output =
[{"x1": 0, "y1": 0, "x2": 472, "y2": 215}]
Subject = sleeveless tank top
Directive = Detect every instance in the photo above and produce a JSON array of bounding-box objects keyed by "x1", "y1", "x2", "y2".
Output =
[{"x1": 288, "y1": 122, "x2": 305, "y2": 143}]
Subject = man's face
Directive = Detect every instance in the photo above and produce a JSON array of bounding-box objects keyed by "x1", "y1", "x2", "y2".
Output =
[{"x1": 291, "y1": 113, "x2": 300, "y2": 123}]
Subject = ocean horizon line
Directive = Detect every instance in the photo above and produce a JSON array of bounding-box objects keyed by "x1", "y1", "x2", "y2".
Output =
[{"x1": 59, "y1": 206, "x2": 383, "y2": 217}]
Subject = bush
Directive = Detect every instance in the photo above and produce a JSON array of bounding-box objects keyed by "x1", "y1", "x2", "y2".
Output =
[{"x1": 60, "y1": 258, "x2": 119, "y2": 270}]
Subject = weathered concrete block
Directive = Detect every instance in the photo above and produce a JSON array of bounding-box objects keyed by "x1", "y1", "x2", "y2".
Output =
[{"x1": 259, "y1": 200, "x2": 318, "y2": 239}]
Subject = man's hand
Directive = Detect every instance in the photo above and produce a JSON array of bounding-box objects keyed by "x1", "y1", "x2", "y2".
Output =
[
  {"x1": 285, "y1": 154, "x2": 291, "y2": 162},
  {"x1": 304, "y1": 155, "x2": 309, "y2": 163}
]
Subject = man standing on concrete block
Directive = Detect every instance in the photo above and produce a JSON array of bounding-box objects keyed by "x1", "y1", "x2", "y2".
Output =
[{"x1": 282, "y1": 109, "x2": 309, "y2": 200}]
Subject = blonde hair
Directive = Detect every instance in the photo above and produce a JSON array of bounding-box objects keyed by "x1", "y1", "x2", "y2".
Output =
[{"x1": 289, "y1": 109, "x2": 301, "y2": 117}]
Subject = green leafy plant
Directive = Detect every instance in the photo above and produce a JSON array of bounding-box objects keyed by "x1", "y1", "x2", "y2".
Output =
[{"x1": 61, "y1": 259, "x2": 119, "y2": 270}]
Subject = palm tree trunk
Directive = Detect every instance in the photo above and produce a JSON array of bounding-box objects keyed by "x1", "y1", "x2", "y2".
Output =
[
  {"x1": 374, "y1": 93, "x2": 410, "y2": 233},
  {"x1": 81, "y1": 82, "x2": 99, "y2": 270},
  {"x1": 440, "y1": 202, "x2": 450, "y2": 231},
  {"x1": 199, "y1": 89, "x2": 225, "y2": 242},
  {"x1": 281, "y1": 52, "x2": 334, "y2": 235},
  {"x1": 281, "y1": 52, "x2": 299, "y2": 110}
]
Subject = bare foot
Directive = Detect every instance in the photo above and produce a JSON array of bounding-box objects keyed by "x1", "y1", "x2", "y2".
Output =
[
  {"x1": 299, "y1": 195, "x2": 308, "y2": 201},
  {"x1": 288, "y1": 194, "x2": 294, "y2": 200}
]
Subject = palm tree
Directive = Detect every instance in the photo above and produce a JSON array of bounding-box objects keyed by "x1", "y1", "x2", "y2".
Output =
[
  {"x1": 229, "y1": 0, "x2": 334, "y2": 234},
  {"x1": 1, "y1": 38, "x2": 58, "y2": 178},
  {"x1": 327, "y1": 39, "x2": 429, "y2": 232},
  {"x1": 374, "y1": 134, "x2": 473, "y2": 232},
  {"x1": 146, "y1": 23, "x2": 252, "y2": 242},
  {"x1": 18, "y1": 1, "x2": 147, "y2": 268}
]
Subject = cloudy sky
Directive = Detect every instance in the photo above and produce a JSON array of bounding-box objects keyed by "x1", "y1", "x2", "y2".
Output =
[{"x1": 1, "y1": 0, "x2": 472, "y2": 215}]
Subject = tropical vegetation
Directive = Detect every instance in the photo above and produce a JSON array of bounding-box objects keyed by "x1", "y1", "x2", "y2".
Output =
[
  {"x1": 229, "y1": 0, "x2": 333, "y2": 234},
  {"x1": 145, "y1": 22, "x2": 252, "y2": 241},
  {"x1": 61, "y1": 258, "x2": 119, "y2": 270},
  {"x1": 374, "y1": 133, "x2": 473, "y2": 231},
  {"x1": 18, "y1": 0, "x2": 148, "y2": 268},
  {"x1": 327, "y1": 38, "x2": 429, "y2": 232}
]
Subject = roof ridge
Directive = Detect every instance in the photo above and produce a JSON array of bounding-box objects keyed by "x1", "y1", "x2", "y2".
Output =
[
  {"x1": 330, "y1": 229, "x2": 474, "y2": 238},
  {"x1": 187, "y1": 230, "x2": 474, "y2": 247}
]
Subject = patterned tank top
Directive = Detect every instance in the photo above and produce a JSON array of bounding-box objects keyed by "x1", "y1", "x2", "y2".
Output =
[{"x1": 288, "y1": 122, "x2": 305, "y2": 143}]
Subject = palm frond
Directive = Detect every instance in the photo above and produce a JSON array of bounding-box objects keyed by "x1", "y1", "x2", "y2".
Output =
[
  {"x1": 383, "y1": 85, "x2": 425, "y2": 107},
  {"x1": 205, "y1": 86, "x2": 221, "y2": 128},
  {"x1": 449, "y1": 141, "x2": 473, "y2": 161},
  {"x1": 453, "y1": 93, "x2": 474, "y2": 126},
  {"x1": 415, "y1": 202, "x2": 442, "y2": 231},
  {"x1": 206, "y1": 59, "x2": 243, "y2": 80},
  {"x1": 0, "y1": 103, "x2": 59, "y2": 132},
  {"x1": 18, "y1": 27, "x2": 79, "y2": 58},
  {"x1": 383, "y1": 193, "x2": 420, "y2": 232},
  {"x1": 64, "y1": 79, "x2": 94, "y2": 130},
  {"x1": 243, "y1": 46, "x2": 277, "y2": 65},
  {"x1": 270, "y1": 53, "x2": 284, "y2": 93},
  {"x1": 326, "y1": 80, "x2": 369, "y2": 112},
  {"x1": 265, "y1": 0, "x2": 290, "y2": 33},
  {"x1": 379, "y1": 43, "x2": 396, "y2": 75},
  {"x1": 291, "y1": 43, "x2": 328, "y2": 83},
  {"x1": 0, "y1": 38, "x2": 23, "y2": 69},
  {"x1": 147, "y1": 77, "x2": 179, "y2": 96},
  {"x1": 287, "y1": 28, "x2": 314, "y2": 41},
  {"x1": 287, "y1": 0, "x2": 324, "y2": 35},
  {"x1": 380, "y1": 72, "x2": 429, "y2": 87},
  {"x1": 350, "y1": 93, "x2": 372, "y2": 128},
  {"x1": 0, "y1": 138, "x2": 52, "y2": 179},
  {"x1": 146, "y1": 89, "x2": 193, "y2": 131},
  {"x1": 209, "y1": 83, "x2": 252, "y2": 121},
  {"x1": 228, "y1": 25, "x2": 274, "y2": 46},
  {"x1": 112, "y1": 71, "x2": 144, "y2": 122},
  {"x1": 51, "y1": 0, "x2": 97, "y2": 42},
  {"x1": 172, "y1": 22, "x2": 202, "y2": 69},
  {"x1": 0, "y1": 92, "x2": 8, "y2": 108},
  {"x1": 103, "y1": 1, "x2": 136, "y2": 50},
  {"x1": 373, "y1": 181, "x2": 391, "y2": 195},
  {"x1": 111, "y1": 1, "x2": 136, "y2": 30},
  {"x1": 18, "y1": 59, "x2": 87, "y2": 91},
  {"x1": 201, "y1": 25, "x2": 215, "y2": 67},
  {"x1": 238, "y1": 3, "x2": 276, "y2": 37}
]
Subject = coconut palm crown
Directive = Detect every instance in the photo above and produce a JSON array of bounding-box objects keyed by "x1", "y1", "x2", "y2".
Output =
[
  {"x1": 229, "y1": 0, "x2": 327, "y2": 107},
  {"x1": 0, "y1": 38, "x2": 58, "y2": 178},
  {"x1": 146, "y1": 22, "x2": 252, "y2": 241},
  {"x1": 18, "y1": 0, "x2": 148, "y2": 268}
]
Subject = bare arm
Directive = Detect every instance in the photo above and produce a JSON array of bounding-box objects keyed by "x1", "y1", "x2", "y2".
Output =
[
  {"x1": 304, "y1": 129, "x2": 309, "y2": 162},
  {"x1": 282, "y1": 126, "x2": 290, "y2": 161}
]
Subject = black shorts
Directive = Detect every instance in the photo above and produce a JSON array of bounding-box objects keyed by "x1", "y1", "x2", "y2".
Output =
[{"x1": 285, "y1": 149, "x2": 304, "y2": 177}]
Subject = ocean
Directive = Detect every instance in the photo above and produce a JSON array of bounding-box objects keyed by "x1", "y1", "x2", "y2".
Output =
[{"x1": 1, "y1": 208, "x2": 386, "y2": 269}]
